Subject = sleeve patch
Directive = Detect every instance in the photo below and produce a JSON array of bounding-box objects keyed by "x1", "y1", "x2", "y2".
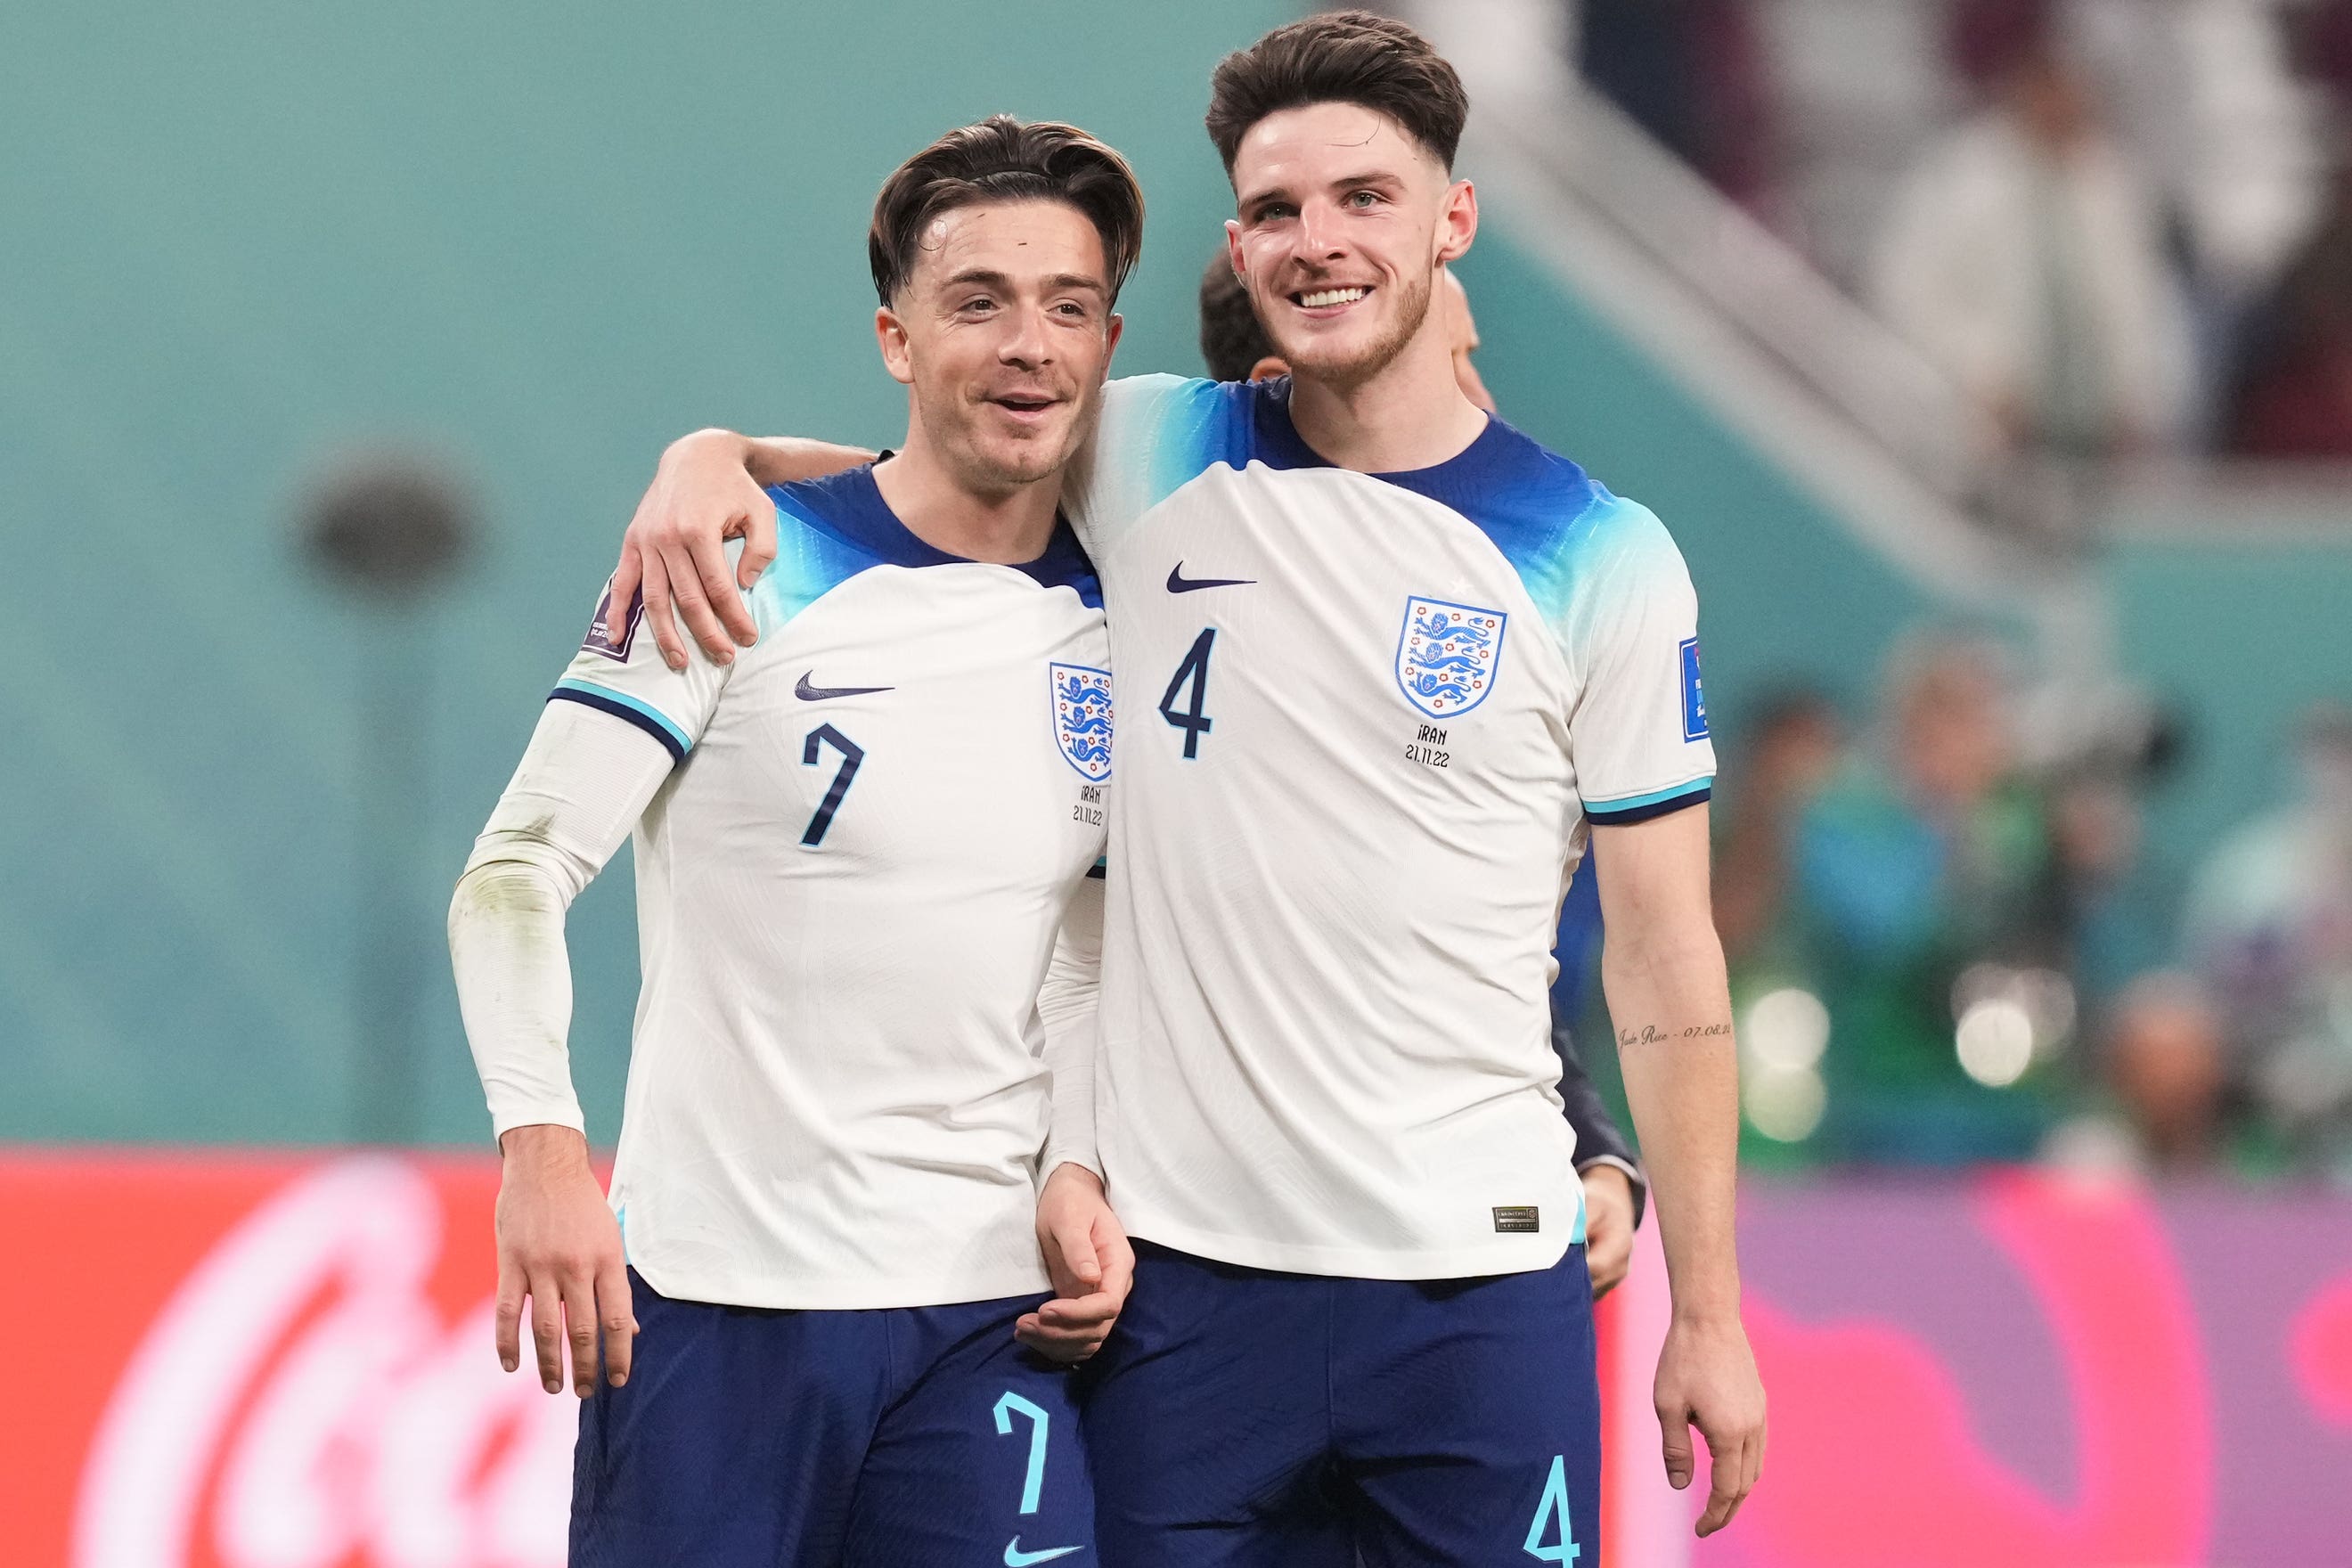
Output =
[
  {"x1": 582, "y1": 580, "x2": 643, "y2": 664},
  {"x1": 1680, "y1": 637, "x2": 1708, "y2": 741}
]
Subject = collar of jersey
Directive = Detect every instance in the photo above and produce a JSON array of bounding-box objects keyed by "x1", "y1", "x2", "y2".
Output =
[
  {"x1": 766, "y1": 463, "x2": 1098, "y2": 597},
  {"x1": 1241, "y1": 377, "x2": 1606, "y2": 547}
]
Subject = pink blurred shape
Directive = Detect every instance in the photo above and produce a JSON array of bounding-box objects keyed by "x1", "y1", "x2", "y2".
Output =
[
  {"x1": 2290, "y1": 1276, "x2": 2352, "y2": 1430},
  {"x1": 1733, "y1": 1172, "x2": 2211, "y2": 1566}
]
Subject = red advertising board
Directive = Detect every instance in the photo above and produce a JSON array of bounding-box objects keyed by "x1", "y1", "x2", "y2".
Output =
[{"x1": 9, "y1": 1150, "x2": 2351, "y2": 1565}]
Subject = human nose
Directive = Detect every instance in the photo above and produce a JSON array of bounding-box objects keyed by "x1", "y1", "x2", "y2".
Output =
[
  {"x1": 998, "y1": 302, "x2": 1052, "y2": 368},
  {"x1": 1297, "y1": 197, "x2": 1348, "y2": 262}
]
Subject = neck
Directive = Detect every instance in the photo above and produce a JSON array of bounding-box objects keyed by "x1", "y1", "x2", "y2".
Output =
[
  {"x1": 871, "y1": 417, "x2": 1062, "y2": 564},
  {"x1": 1286, "y1": 314, "x2": 1488, "y2": 472}
]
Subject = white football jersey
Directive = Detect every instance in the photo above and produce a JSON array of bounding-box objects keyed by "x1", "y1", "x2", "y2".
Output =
[
  {"x1": 548, "y1": 467, "x2": 1110, "y2": 1310},
  {"x1": 1065, "y1": 376, "x2": 1715, "y2": 1279}
]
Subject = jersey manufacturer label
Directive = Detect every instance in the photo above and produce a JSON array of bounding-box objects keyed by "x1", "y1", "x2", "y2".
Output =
[
  {"x1": 1395, "y1": 596, "x2": 1507, "y2": 719},
  {"x1": 1050, "y1": 663, "x2": 1114, "y2": 781},
  {"x1": 1492, "y1": 1205, "x2": 1541, "y2": 1233},
  {"x1": 1680, "y1": 637, "x2": 1708, "y2": 740}
]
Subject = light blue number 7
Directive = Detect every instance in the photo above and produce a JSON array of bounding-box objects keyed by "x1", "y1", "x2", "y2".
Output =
[
  {"x1": 993, "y1": 1391, "x2": 1050, "y2": 1515},
  {"x1": 1523, "y1": 1454, "x2": 1580, "y2": 1562}
]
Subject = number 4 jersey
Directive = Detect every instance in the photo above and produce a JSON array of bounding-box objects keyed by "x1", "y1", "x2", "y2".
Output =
[
  {"x1": 462, "y1": 465, "x2": 1110, "y2": 1310},
  {"x1": 1063, "y1": 375, "x2": 1717, "y2": 1280}
]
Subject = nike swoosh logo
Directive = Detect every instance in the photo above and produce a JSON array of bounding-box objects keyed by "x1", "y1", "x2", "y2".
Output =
[
  {"x1": 1003, "y1": 1541, "x2": 1085, "y2": 1566},
  {"x1": 1166, "y1": 562, "x2": 1255, "y2": 593},
  {"x1": 795, "y1": 672, "x2": 894, "y2": 701}
]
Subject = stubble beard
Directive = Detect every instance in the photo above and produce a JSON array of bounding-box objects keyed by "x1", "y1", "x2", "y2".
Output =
[{"x1": 1271, "y1": 264, "x2": 1435, "y2": 396}]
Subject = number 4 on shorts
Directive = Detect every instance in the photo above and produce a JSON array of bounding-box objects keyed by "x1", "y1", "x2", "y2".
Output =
[{"x1": 1523, "y1": 1454, "x2": 1580, "y2": 1562}]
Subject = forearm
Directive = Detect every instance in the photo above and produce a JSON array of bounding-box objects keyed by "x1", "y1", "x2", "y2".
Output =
[
  {"x1": 739, "y1": 433, "x2": 878, "y2": 487},
  {"x1": 452, "y1": 851, "x2": 588, "y2": 1136},
  {"x1": 449, "y1": 702, "x2": 674, "y2": 1140},
  {"x1": 1035, "y1": 877, "x2": 1105, "y2": 1179},
  {"x1": 1604, "y1": 929, "x2": 1741, "y2": 1321}
]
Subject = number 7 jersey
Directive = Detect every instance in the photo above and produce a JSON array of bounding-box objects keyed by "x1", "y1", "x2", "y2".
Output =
[
  {"x1": 1064, "y1": 376, "x2": 1715, "y2": 1279},
  {"x1": 541, "y1": 465, "x2": 1110, "y2": 1310}
]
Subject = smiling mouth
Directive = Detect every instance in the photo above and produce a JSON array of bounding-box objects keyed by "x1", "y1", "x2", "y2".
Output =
[
  {"x1": 1293, "y1": 285, "x2": 1370, "y2": 308},
  {"x1": 990, "y1": 394, "x2": 1059, "y2": 417}
]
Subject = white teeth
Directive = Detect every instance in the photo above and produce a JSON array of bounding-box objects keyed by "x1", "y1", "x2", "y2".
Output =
[{"x1": 1298, "y1": 287, "x2": 1368, "y2": 308}]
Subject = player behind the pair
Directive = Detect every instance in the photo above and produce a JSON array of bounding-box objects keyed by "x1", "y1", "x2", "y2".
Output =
[
  {"x1": 613, "y1": 12, "x2": 1767, "y2": 1563},
  {"x1": 1196, "y1": 250, "x2": 1651, "y2": 1298},
  {"x1": 446, "y1": 116, "x2": 1140, "y2": 1564}
]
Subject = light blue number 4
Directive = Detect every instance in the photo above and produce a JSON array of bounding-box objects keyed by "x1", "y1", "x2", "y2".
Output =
[
  {"x1": 993, "y1": 1391, "x2": 1050, "y2": 1515},
  {"x1": 1523, "y1": 1454, "x2": 1580, "y2": 1563}
]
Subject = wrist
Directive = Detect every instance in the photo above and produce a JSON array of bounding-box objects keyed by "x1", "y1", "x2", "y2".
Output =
[
  {"x1": 1043, "y1": 1161, "x2": 1105, "y2": 1196},
  {"x1": 664, "y1": 426, "x2": 749, "y2": 473},
  {"x1": 1668, "y1": 1290, "x2": 1744, "y2": 1331},
  {"x1": 499, "y1": 1122, "x2": 591, "y2": 1174}
]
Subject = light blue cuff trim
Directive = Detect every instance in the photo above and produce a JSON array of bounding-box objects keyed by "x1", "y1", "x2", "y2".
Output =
[
  {"x1": 554, "y1": 678, "x2": 694, "y2": 757},
  {"x1": 1585, "y1": 776, "x2": 1715, "y2": 813}
]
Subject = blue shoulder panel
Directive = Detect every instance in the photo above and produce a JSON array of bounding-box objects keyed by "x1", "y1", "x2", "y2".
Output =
[
  {"x1": 1144, "y1": 377, "x2": 1261, "y2": 510},
  {"x1": 1245, "y1": 383, "x2": 1612, "y2": 623},
  {"x1": 755, "y1": 466, "x2": 1102, "y2": 625}
]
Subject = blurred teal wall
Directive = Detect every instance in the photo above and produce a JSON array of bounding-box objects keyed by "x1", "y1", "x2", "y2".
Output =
[
  {"x1": 1, "y1": 0, "x2": 1291, "y2": 1144},
  {"x1": 5, "y1": 2, "x2": 2347, "y2": 1145}
]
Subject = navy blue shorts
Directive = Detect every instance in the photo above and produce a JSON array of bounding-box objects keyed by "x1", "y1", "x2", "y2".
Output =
[
  {"x1": 1082, "y1": 1241, "x2": 1599, "y2": 1567},
  {"x1": 572, "y1": 1269, "x2": 1093, "y2": 1566}
]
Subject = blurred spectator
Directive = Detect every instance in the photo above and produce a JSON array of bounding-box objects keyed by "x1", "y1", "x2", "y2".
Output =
[
  {"x1": 1784, "y1": 634, "x2": 2066, "y2": 1163},
  {"x1": 1868, "y1": 2, "x2": 2193, "y2": 456},
  {"x1": 2046, "y1": 755, "x2": 2173, "y2": 1006},
  {"x1": 2184, "y1": 704, "x2": 2352, "y2": 1175},
  {"x1": 2070, "y1": 0, "x2": 2320, "y2": 307},
  {"x1": 2044, "y1": 971, "x2": 2232, "y2": 1173},
  {"x1": 1715, "y1": 690, "x2": 1844, "y2": 967},
  {"x1": 2227, "y1": 160, "x2": 2352, "y2": 456},
  {"x1": 2104, "y1": 974, "x2": 2230, "y2": 1168},
  {"x1": 1575, "y1": 0, "x2": 1780, "y2": 211}
]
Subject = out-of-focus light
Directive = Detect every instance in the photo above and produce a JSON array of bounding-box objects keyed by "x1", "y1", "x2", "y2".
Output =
[
  {"x1": 2018, "y1": 968, "x2": 2078, "y2": 1058},
  {"x1": 1956, "y1": 999, "x2": 2034, "y2": 1087},
  {"x1": 1744, "y1": 1064, "x2": 1825, "y2": 1142},
  {"x1": 1745, "y1": 987, "x2": 1830, "y2": 1071}
]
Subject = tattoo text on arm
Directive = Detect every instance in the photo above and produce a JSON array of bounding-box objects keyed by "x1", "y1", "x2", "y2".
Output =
[{"x1": 1616, "y1": 1022, "x2": 1735, "y2": 1049}]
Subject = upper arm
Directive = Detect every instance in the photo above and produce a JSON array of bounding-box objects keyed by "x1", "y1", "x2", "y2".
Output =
[
  {"x1": 464, "y1": 698, "x2": 680, "y2": 897},
  {"x1": 1564, "y1": 502, "x2": 1716, "y2": 827},
  {"x1": 549, "y1": 572, "x2": 736, "y2": 764},
  {"x1": 1590, "y1": 805, "x2": 1715, "y2": 948}
]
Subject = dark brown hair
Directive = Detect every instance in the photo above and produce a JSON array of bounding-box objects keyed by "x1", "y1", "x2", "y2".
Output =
[
  {"x1": 1204, "y1": 10, "x2": 1469, "y2": 176},
  {"x1": 868, "y1": 115, "x2": 1146, "y2": 306},
  {"x1": 1198, "y1": 249, "x2": 1276, "y2": 381}
]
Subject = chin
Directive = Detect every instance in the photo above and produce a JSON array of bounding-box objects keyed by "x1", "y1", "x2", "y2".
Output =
[
  {"x1": 1280, "y1": 328, "x2": 1408, "y2": 388},
  {"x1": 966, "y1": 435, "x2": 1070, "y2": 489}
]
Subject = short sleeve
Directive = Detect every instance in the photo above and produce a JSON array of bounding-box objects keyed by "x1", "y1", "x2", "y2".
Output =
[
  {"x1": 1062, "y1": 373, "x2": 1246, "y2": 557},
  {"x1": 546, "y1": 575, "x2": 732, "y2": 764},
  {"x1": 1562, "y1": 501, "x2": 1716, "y2": 824}
]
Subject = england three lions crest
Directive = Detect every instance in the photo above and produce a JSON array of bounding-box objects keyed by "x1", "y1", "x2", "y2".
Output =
[
  {"x1": 1396, "y1": 596, "x2": 1507, "y2": 718},
  {"x1": 1051, "y1": 662, "x2": 1114, "y2": 781}
]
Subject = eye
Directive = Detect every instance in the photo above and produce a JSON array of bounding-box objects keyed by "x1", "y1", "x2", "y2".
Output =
[
  {"x1": 959, "y1": 295, "x2": 998, "y2": 314},
  {"x1": 1345, "y1": 189, "x2": 1382, "y2": 209},
  {"x1": 1055, "y1": 300, "x2": 1090, "y2": 319},
  {"x1": 1254, "y1": 201, "x2": 1296, "y2": 223}
]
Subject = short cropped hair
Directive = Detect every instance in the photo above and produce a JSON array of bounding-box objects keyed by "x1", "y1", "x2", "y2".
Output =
[
  {"x1": 1198, "y1": 250, "x2": 1276, "y2": 381},
  {"x1": 868, "y1": 115, "x2": 1146, "y2": 306},
  {"x1": 1205, "y1": 10, "x2": 1469, "y2": 176}
]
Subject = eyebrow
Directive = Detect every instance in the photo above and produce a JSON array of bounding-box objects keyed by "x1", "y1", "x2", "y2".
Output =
[
  {"x1": 1238, "y1": 168, "x2": 1408, "y2": 211},
  {"x1": 941, "y1": 267, "x2": 1108, "y2": 298}
]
